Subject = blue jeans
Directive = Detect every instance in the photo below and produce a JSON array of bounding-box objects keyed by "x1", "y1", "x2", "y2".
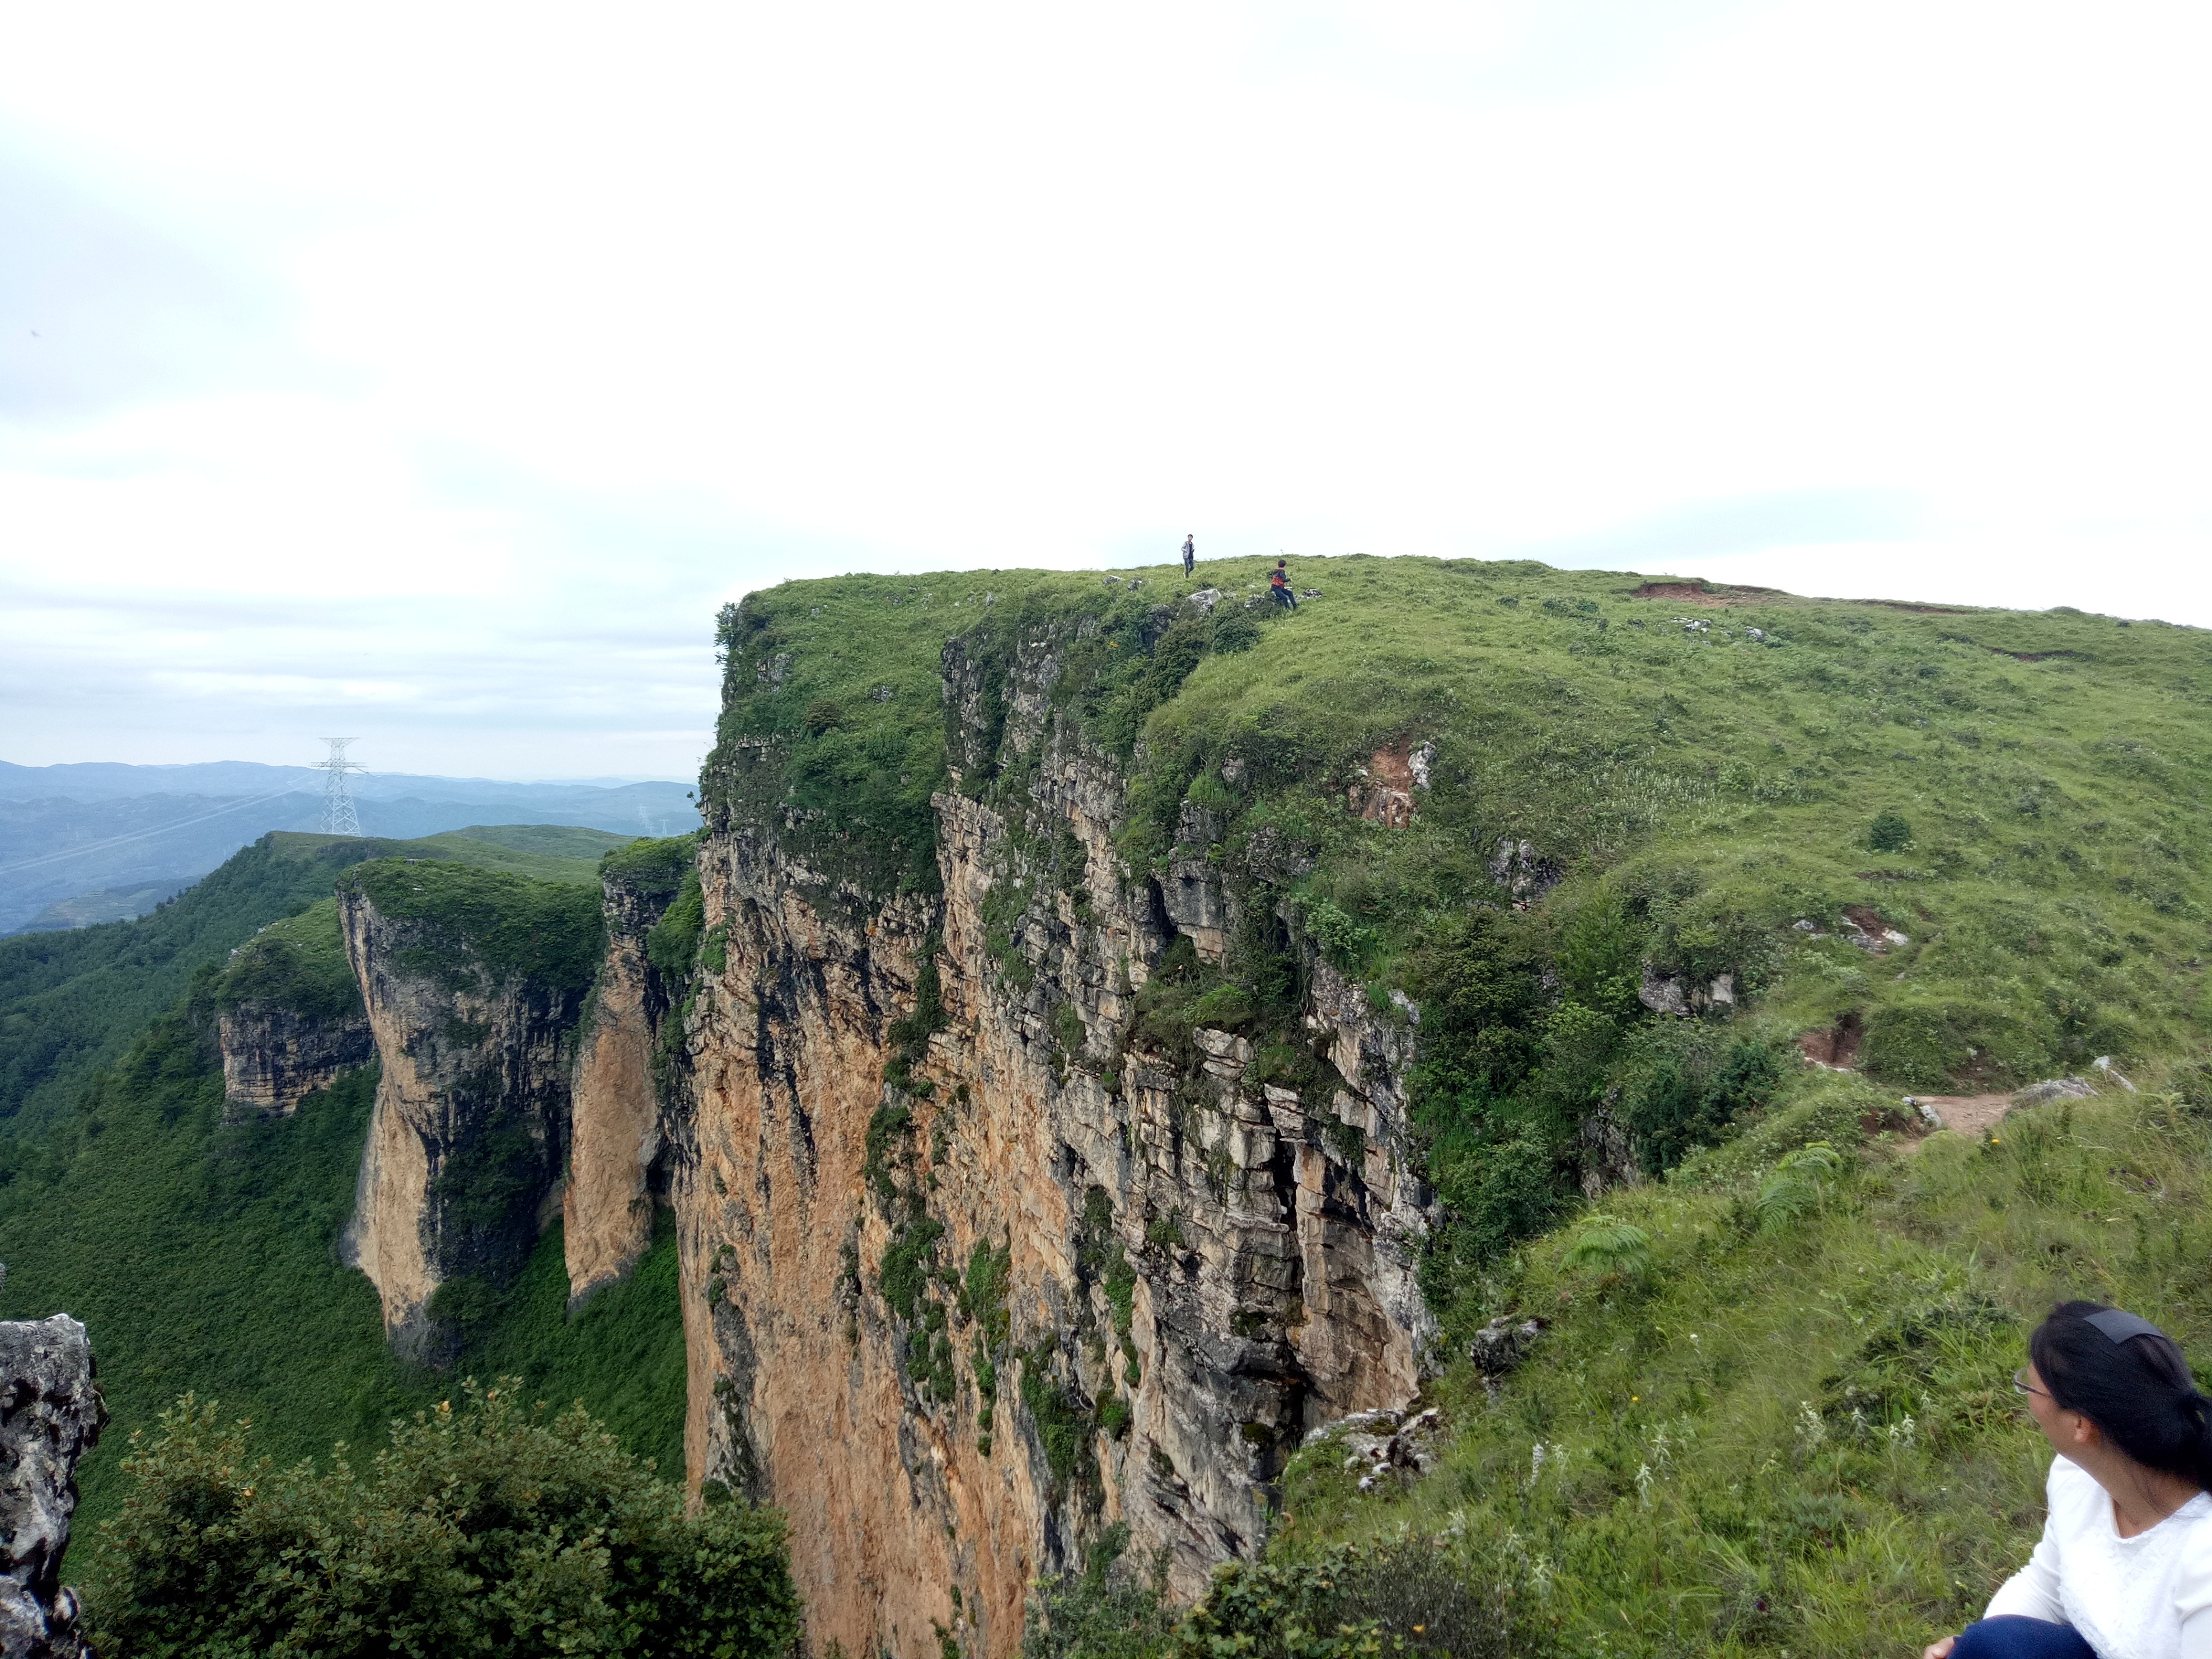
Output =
[{"x1": 1952, "y1": 1616, "x2": 2098, "y2": 1659}]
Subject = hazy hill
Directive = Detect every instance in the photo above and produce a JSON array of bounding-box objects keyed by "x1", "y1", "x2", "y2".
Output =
[{"x1": 0, "y1": 765, "x2": 697, "y2": 932}]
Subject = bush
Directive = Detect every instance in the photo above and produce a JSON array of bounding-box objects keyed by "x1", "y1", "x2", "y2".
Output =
[
  {"x1": 1023, "y1": 1524, "x2": 1175, "y2": 1659},
  {"x1": 1175, "y1": 1538, "x2": 1550, "y2": 1659},
  {"x1": 1867, "y1": 812, "x2": 1913, "y2": 852},
  {"x1": 1423, "y1": 1132, "x2": 1567, "y2": 1281},
  {"x1": 1621, "y1": 1032, "x2": 1782, "y2": 1175},
  {"x1": 91, "y1": 1381, "x2": 801, "y2": 1659}
]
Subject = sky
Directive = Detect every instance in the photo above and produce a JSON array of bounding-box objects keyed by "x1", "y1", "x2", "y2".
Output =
[{"x1": 3, "y1": 1, "x2": 2209, "y2": 779}]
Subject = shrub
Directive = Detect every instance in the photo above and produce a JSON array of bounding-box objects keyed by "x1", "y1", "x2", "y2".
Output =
[
  {"x1": 91, "y1": 1381, "x2": 800, "y2": 1659},
  {"x1": 1423, "y1": 1132, "x2": 1567, "y2": 1282},
  {"x1": 646, "y1": 869, "x2": 706, "y2": 982},
  {"x1": 1023, "y1": 1524, "x2": 1175, "y2": 1659},
  {"x1": 1756, "y1": 1141, "x2": 1843, "y2": 1232},
  {"x1": 1867, "y1": 812, "x2": 1913, "y2": 852},
  {"x1": 1621, "y1": 1032, "x2": 1782, "y2": 1175},
  {"x1": 1173, "y1": 1537, "x2": 1550, "y2": 1659}
]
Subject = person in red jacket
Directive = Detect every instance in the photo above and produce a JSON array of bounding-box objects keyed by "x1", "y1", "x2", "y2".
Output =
[{"x1": 1269, "y1": 559, "x2": 1297, "y2": 610}]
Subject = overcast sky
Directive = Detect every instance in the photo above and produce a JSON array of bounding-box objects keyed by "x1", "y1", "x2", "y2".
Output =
[{"x1": 4, "y1": 2, "x2": 2208, "y2": 779}]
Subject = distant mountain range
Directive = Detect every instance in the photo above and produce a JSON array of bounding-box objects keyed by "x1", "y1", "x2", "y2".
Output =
[{"x1": 0, "y1": 761, "x2": 698, "y2": 934}]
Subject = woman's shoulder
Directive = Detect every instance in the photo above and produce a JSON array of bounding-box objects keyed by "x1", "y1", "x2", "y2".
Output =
[
  {"x1": 2047, "y1": 1454, "x2": 2102, "y2": 1505},
  {"x1": 2042, "y1": 1455, "x2": 2112, "y2": 1532}
]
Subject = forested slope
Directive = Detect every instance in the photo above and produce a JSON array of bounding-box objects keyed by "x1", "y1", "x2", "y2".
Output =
[{"x1": 0, "y1": 823, "x2": 687, "y2": 1558}]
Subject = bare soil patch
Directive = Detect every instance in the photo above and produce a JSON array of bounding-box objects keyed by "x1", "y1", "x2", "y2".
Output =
[
  {"x1": 1629, "y1": 582, "x2": 1783, "y2": 607},
  {"x1": 1797, "y1": 1013, "x2": 1864, "y2": 1068},
  {"x1": 1911, "y1": 1093, "x2": 2014, "y2": 1137}
]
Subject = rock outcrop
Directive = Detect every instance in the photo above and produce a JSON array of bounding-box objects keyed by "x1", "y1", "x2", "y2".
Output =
[
  {"x1": 0, "y1": 1316, "x2": 102, "y2": 1659},
  {"x1": 218, "y1": 1003, "x2": 373, "y2": 1122},
  {"x1": 564, "y1": 856, "x2": 685, "y2": 1306},
  {"x1": 665, "y1": 616, "x2": 1436, "y2": 1659},
  {"x1": 337, "y1": 872, "x2": 593, "y2": 1356}
]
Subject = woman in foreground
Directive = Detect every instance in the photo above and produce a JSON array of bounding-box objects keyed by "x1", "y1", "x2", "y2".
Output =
[{"x1": 1925, "y1": 1302, "x2": 2212, "y2": 1659}]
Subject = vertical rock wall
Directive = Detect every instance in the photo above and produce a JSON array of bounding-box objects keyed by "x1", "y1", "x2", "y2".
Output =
[
  {"x1": 217, "y1": 1003, "x2": 373, "y2": 1122},
  {"x1": 337, "y1": 886, "x2": 584, "y2": 1355},
  {"x1": 564, "y1": 864, "x2": 682, "y2": 1305},
  {"x1": 670, "y1": 622, "x2": 1436, "y2": 1659}
]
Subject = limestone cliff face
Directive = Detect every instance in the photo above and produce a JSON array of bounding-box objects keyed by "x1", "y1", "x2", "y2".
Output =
[
  {"x1": 218, "y1": 1003, "x2": 373, "y2": 1122},
  {"x1": 337, "y1": 882, "x2": 584, "y2": 1355},
  {"x1": 672, "y1": 621, "x2": 1435, "y2": 1659},
  {"x1": 564, "y1": 863, "x2": 682, "y2": 1306}
]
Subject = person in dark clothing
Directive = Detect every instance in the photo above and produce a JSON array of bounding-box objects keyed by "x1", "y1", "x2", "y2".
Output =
[
  {"x1": 1269, "y1": 559, "x2": 1297, "y2": 610},
  {"x1": 1182, "y1": 534, "x2": 1195, "y2": 575}
]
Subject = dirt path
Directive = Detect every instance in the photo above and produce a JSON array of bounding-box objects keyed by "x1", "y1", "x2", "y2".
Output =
[{"x1": 1908, "y1": 1093, "x2": 2015, "y2": 1136}]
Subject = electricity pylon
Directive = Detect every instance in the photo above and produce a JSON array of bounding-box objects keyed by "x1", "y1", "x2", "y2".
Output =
[{"x1": 312, "y1": 739, "x2": 366, "y2": 836}]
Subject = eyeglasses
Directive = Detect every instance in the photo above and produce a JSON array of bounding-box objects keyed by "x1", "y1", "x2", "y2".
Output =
[{"x1": 2013, "y1": 1369, "x2": 2051, "y2": 1400}]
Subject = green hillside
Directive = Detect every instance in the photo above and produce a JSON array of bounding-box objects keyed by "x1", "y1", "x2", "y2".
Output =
[{"x1": 0, "y1": 825, "x2": 685, "y2": 1573}]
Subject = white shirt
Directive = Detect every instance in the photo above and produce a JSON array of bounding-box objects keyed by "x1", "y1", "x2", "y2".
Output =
[{"x1": 1986, "y1": 1456, "x2": 2212, "y2": 1658}]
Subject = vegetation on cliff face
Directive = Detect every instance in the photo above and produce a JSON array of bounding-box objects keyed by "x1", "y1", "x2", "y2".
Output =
[
  {"x1": 341, "y1": 858, "x2": 607, "y2": 996},
  {"x1": 214, "y1": 897, "x2": 362, "y2": 1023},
  {"x1": 94, "y1": 1378, "x2": 798, "y2": 1658}
]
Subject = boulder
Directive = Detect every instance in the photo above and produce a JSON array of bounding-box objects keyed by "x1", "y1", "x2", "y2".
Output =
[
  {"x1": 1468, "y1": 1315, "x2": 1545, "y2": 1379},
  {"x1": 0, "y1": 1315, "x2": 102, "y2": 1659}
]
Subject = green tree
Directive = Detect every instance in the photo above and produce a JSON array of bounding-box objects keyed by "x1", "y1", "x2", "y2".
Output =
[{"x1": 92, "y1": 1380, "x2": 801, "y2": 1659}]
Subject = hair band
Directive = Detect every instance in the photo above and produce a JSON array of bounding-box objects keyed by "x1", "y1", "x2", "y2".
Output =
[{"x1": 2086, "y1": 1308, "x2": 2165, "y2": 1346}]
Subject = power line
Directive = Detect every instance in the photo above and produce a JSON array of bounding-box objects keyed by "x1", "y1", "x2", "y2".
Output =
[{"x1": 0, "y1": 782, "x2": 317, "y2": 876}]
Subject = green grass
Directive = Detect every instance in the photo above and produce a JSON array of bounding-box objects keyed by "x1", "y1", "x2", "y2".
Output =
[
  {"x1": 339, "y1": 858, "x2": 606, "y2": 995},
  {"x1": 276, "y1": 827, "x2": 621, "y2": 886},
  {"x1": 442, "y1": 822, "x2": 645, "y2": 863},
  {"x1": 713, "y1": 556, "x2": 2212, "y2": 1073},
  {"x1": 1260, "y1": 1062, "x2": 2212, "y2": 1657}
]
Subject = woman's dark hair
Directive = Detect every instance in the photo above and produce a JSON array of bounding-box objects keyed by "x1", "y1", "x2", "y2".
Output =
[{"x1": 2030, "y1": 1301, "x2": 2212, "y2": 1491}]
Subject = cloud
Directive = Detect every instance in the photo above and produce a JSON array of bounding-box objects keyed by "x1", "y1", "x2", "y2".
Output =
[{"x1": 0, "y1": 0, "x2": 2208, "y2": 776}]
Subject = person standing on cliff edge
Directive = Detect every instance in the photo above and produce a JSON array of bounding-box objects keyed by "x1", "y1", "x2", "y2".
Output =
[
  {"x1": 1921, "y1": 1302, "x2": 2212, "y2": 1659},
  {"x1": 1182, "y1": 534, "x2": 1194, "y2": 575}
]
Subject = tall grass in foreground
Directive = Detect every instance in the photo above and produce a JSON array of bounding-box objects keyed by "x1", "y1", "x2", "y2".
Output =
[{"x1": 1269, "y1": 1067, "x2": 2212, "y2": 1656}]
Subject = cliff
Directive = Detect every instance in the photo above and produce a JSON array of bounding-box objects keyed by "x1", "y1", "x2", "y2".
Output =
[
  {"x1": 564, "y1": 837, "x2": 694, "y2": 1306},
  {"x1": 666, "y1": 589, "x2": 1441, "y2": 1659},
  {"x1": 214, "y1": 899, "x2": 373, "y2": 1121},
  {"x1": 336, "y1": 860, "x2": 602, "y2": 1356}
]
